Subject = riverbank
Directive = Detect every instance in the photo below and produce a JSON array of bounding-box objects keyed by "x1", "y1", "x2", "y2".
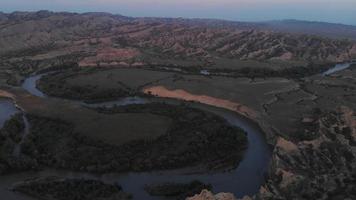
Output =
[
  {"x1": 0, "y1": 71, "x2": 271, "y2": 199},
  {"x1": 2, "y1": 60, "x2": 355, "y2": 200},
  {"x1": 12, "y1": 176, "x2": 132, "y2": 200},
  {"x1": 1, "y1": 93, "x2": 249, "y2": 174},
  {"x1": 143, "y1": 86, "x2": 257, "y2": 119},
  {"x1": 18, "y1": 104, "x2": 247, "y2": 173}
]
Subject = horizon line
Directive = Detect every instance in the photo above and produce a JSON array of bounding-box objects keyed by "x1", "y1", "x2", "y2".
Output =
[{"x1": 1, "y1": 9, "x2": 356, "y2": 27}]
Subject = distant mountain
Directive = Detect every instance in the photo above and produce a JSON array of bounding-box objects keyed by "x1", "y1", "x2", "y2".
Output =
[
  {"x1": 1, "y1": 10, "x2": 355, "y2": 40},
  {"x1": 260, "y1": 19, "x2": 356, "y2": 40},
  {"x1": 0, "y1": 11, "x2": 355, "y2": 67},
  {"x1": 134, "y1": 17, "x2": 356, "y2": 41}
]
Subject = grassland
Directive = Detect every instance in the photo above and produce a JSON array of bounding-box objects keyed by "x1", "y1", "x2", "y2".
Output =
[
  {"x1": 32, "y1": 67, "x2": 303, "y2": 139},
  {"x1": 13, "y1": 176, "x2": 132, "y2": 200},
  {"x1": 210, "y1": 57, "x2": 308, "y2": 70},
  {"x1": 35, "y1": 66, "x2": 356, "y2": 143},
  {"x1": 37, "y1": 67, "x2": 298, "y2": 114},
  {"x1": 2, "y1": 76, "x2": 248, "y2": 173},
  {"x1": 64, "y1": 68, "x2": 175, "y2": 89},
  {"x1": 38, "y1": 68, "x2": 176, "y2": 101},
  {"x1": 3, "y1": 88, "x2": 171, "y2": 146}
]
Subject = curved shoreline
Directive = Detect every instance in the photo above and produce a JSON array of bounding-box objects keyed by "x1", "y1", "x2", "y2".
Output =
[
  {"x1": 0, "y1": 71, "x2": 273, "y2": 200},
  {"x1": 0, "y1": 100, "x2": 271, "y2": 200},
  {"x1": 143, "y1": 86, "x2": 258, "y2": 119},
  {"x1": 0, "y1": 98, "x2": 20, "y2": 128},
  {"x1": 322, "y1": 62, "x2": 356, "y2": 76},
  {"x1": 3, "y1": 60, "x2": 352, "y2": 199}
]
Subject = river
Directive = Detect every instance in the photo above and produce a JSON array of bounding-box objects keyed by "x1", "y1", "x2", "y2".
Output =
[
  {"x1": 323, "y1": 62, "x2": 355, "y2": 76},
  {"x1": 0, "y1": 99, "x2": 19, "y2": 128},
  {"x1": 0, "y1": 71, "x2": 273, "y2": 200}
]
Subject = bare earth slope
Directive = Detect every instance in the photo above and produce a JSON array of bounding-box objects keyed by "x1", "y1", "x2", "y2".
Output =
[{"x1": 0, "y1": 11, "x2": 356, "y2": 86}]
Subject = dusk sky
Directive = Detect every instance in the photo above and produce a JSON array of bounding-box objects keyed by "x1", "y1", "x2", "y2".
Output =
[{"x1": 1, "y1": 0, "x2": 356, "y2": 25}]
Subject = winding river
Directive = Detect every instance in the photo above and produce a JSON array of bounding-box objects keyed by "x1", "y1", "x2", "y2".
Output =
[
  {"x1": 0, "y1": 99, "x2": 19, "y2": 128},
  {"x1": 323, "y1": 62, "x2": 355, "y2": 76},
  {"x1": 1, "y1": 61, "x2": 354, "y2": 199},
  {"x1": 1, "y1": 72, "x2": 273, "y2": 200}
]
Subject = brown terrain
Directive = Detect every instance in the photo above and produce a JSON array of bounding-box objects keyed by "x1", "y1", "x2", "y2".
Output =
[
  {"x1": 1, "y1": 11, "x2": 356, "y2": 84},
  {"x1": 0, "y1": 10, "x2": 356, "y2": 200}
]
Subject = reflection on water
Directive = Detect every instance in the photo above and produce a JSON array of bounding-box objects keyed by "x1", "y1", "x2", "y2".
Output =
[
  {"x1": 0, "y1": 99, "x2": 19, "y2": 128},
  {"x1": 323, "y1": 62, "x2": 354, "y2": 76},
  {"x1": 85, "y1": 96, "x2": 150, "y2": 107},
  {"x1": 21, "y1": 74, "x2": 47, "y2": 98},
  {"x1": 200, "y1": 70, "x2": 210, "y2": 76}
]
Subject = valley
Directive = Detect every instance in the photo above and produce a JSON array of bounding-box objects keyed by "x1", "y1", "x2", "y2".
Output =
[{"x1": 0, "y1": 11, "x2": 356, "y2": 200}]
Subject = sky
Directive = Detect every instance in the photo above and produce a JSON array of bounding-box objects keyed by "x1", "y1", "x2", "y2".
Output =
[{"x1": 1, "y1": 0, "x2": 356, "y2": 25}]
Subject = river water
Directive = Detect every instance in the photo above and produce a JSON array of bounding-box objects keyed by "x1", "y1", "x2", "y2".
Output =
[
  {"x1": 2, "y1": 61, "x2": 354, "y2": 199},
  {"x1": 0, "y1": 71, "x2": 274, "y2": 200},
  {"x1": 0, "y1": 99, "x2": 19, "y2": 128},
  {"x1": 323, "y1": 62, "x2": 355, "y2": 76}
]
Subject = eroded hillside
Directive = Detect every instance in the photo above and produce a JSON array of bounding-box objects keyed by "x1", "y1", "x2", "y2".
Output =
[{"x1": 0, "y1": 11, "x2": 356, "y2": 86}]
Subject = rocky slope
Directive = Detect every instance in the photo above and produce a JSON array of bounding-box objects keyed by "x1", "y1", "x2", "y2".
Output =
[
  {"x1": 258, "y1": 107, "x2": 356, "y2": 200},
  {"x1": 259, "y1": 20, "x2": 356, "y2": 41},
  {"x1": 131, "y1": 26, "x2": 355, "y2": 62},
  {"x1": 186, "y1": 189, "x2": 237, "y2": 200},
  {"x1": 186, "y1": 106, "x2": 356, "y2": 200},
  {"x1": 0, "y1": 11, "x2": 355, "y2": 82}
]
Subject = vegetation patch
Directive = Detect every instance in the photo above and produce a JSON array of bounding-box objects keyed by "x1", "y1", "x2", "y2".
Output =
[
  {"x1": 37, "y1": 68, "x2": 175, "y2": 102},
  {"x1": 95, "y1": 103, "x2": 248, "y2": 171},
  {"x1": 0, "y1": 114, "x2": 38, "y2": 174},
  {"x1": 38, "y1": 69, "x2": 131, "y2": 102},
  {"x1": 12, "y1": 176, "x2": 132, "y2": 200},
  {"x1": 207, "y1": 62, "x2": 333, "y2": 78},
  {"x1": 19, "y1": 102, "x2": 247, "y2": 173},
  {"x1": 144, "y1": 180, "x2": 211, "y2": 199}
]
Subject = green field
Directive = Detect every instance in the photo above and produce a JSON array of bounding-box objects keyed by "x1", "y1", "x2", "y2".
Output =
[{"x1": 10, "y1": 88, "x2": 171, "y2": 145}]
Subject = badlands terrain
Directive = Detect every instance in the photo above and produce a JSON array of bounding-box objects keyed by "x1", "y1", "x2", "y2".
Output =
[{"x1": 0, "y1": 11, "x2": 356, "y2": 200}]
